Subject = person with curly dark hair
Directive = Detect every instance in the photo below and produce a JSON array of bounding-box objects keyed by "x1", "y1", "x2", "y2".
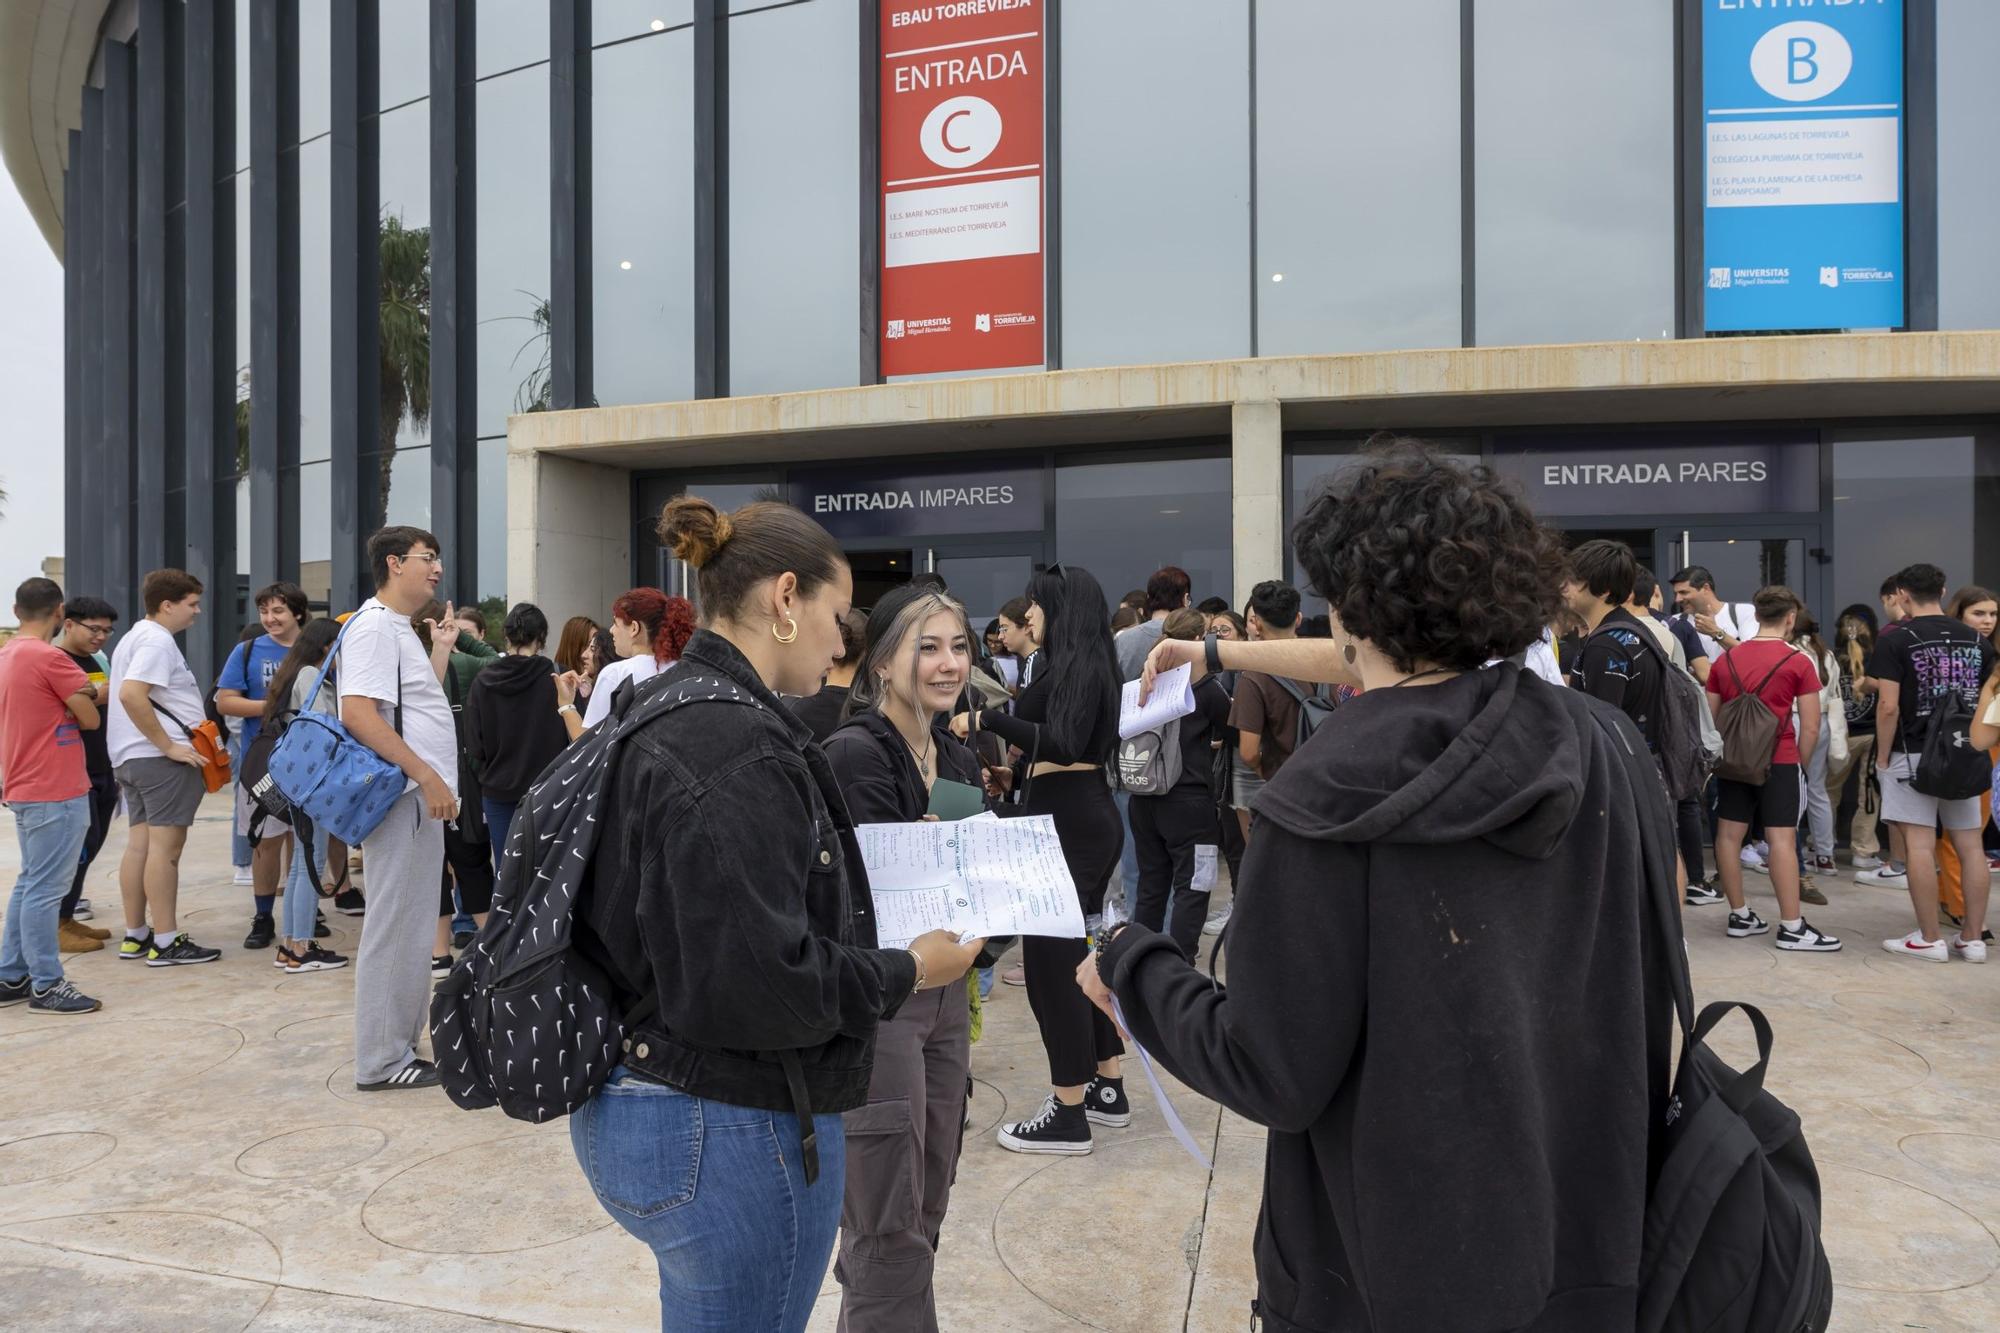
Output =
[{"x1": 1102, "y1": 440, "x2": 1674, "y2": 1332}]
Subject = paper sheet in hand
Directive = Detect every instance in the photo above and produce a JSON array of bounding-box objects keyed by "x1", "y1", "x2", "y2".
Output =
[
  {"x1": 858, "y1": 815, "x2": 1086, "y2": 949},
  {"x1": 1119, "y1": 662, "x2": 1195, "y2": 741}
]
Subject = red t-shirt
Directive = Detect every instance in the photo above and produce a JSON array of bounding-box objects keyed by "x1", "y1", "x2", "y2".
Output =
[
  {"x1": 0, "y1": 637, "x2": 91, "y2": 803},
  {"x1": 1704, "y1": 639, "x2": 1823, "y2": 766}
]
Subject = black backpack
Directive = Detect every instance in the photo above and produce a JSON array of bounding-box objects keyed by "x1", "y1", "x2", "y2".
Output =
[
  {"x1": 1272, "y1": 676, "x2": 1336, "y2": 752},
  {"x1": 1912, "y1": 687, "x2": 1990, "y2": 801},
  {"x1": 1597, "y1": 712, "x2": 1834, "y2": 1333},
  {"x1": 430, "y1": 662, "x2": 759, "y2": 1124},
  {"x1": 1607, "y1": 624, "x2": 1714, "y2": 803}
]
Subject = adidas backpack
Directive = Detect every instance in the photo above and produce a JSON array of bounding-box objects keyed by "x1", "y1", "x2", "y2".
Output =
[
  {"x1": 1597, "y1": 711, "x2": 1833, "y2": 1333},
  {"x1": 1115, "y1": 716, "x2": 1184, "y2": 796},
  {"x1": 430, "y1": 662, "x2": 759, "y2": 1123}
]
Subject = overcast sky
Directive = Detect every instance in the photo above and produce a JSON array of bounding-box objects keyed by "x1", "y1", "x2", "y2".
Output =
[{"x1": 0, "y1": 177, "x2": 65, "y2": 586}]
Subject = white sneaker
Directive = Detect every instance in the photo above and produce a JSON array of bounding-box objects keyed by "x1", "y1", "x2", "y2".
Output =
[
  {"x1": 1951, "y1": 936, "x2": 1988, "y2": 964},
  {"x1": 1882, "y1": 932, "x2": 1949, "y2": 963},
  {"x1": 1201, "y1": 905, "x2": 1233, "y2": 937},
  {"x1": 232, "y1": 866, "x2": 254, "y2": 886},
  {"x1": 1850, "y1": 854, "x2": 1883, "y2": 871},
  {"x1": 1857, "y1": 865, "x2": 1909, "y2": 889},
  {"x1": 71, "y1": 900, "x2": 94, "y2": 921},
  {"x1": 1740, "y1": 846, "x2": 1768, "y2": 874}
]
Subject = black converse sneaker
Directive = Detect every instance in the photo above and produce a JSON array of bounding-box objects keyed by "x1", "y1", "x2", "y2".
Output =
[
  {"x1": 1083, "y1": 1074, "x2": 1132, "y2": 1128},
  {"x1": 1775, "y1": 919, "x2": 1842, "y2": 953},
  {"x1": 1726, "y1": 910, "x2": 1770, "y2": 938},
  {"x1": 1684, "y1": 881, "x2": 1724, "y2": 907},
  {"x1": 997, "y1": 1095, "x2": 1092, "y2": 1155}
]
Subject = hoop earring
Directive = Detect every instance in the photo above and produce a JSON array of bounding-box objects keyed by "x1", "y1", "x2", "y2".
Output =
[{"x1": 773, "y1": 616, "x2": 799, "y2": 645}]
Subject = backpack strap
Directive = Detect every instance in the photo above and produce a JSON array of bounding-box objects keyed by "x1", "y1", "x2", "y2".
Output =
[{"x1": 1589, "y1": 709, "x2": 1695, "y2": 1039}]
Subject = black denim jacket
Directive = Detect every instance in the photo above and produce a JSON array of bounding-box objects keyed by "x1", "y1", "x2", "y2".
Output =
[{"x1": 582, "y1": 630, "x2": 917, "y2": 1121}]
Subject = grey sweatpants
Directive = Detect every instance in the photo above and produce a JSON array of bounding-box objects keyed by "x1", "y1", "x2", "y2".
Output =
[
  {"x1": 835, "y1": 975, "x2": 971, "y2": 1332},
  {"x1": 353, "y1": 790, "x2": 445, "y2": 1085}
]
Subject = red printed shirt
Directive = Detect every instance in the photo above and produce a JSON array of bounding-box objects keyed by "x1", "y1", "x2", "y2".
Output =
[{"x1": 0, "y1": 636, "x2": 91, "y2": 803}]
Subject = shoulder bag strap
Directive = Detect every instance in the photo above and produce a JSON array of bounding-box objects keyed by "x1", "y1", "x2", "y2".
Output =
[{"x1": 1590, "y1": 711, "x2": 1695, "y2": 1037}]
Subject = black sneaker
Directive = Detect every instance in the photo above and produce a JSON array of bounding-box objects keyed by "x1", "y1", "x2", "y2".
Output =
[
  {"x1": 334, "y1": 888, "x2": 366, "y2": 916},
  {"x1": 146, "y1": 933, "x2": 222, "y2": 966},
  {"x1": 314, "y1": 911, "x2": 331, "y2": 940},
  {"x1": 118, "y1": 931, "x2": 155, "y2": 961},
  {"x1": 431, "y1": 955, "x2": 453, "y2": 979},
  {"x1": 356, "y1": 1058, "x2": 443, "y2": 1092},
  {"x1": 0, "y1": 976, "x2": 28, "y2": 1007},
  {"x1": 284, "y1": 943, "x2": 350, "y2": 973},
  {"x1": 28, "y1": 978, "x2": 101, "y2": 1015},
  {"x1": 1685, "y1": 881, "x2": 1724, "y2": 907},
  {"x1": 1083, "y1": 1074, "x2": 1132, "y2": 1128},
  {"x1": 451, "y1": 927, "x2": 476, "y2": 950},
  {"x1": 1726, "y1": 910, "x2": 1770, "y2": 938},
  {"x1": 1776, "y1": 919, "x2": 1842, "y2": 953},
  {"x1": 997, "y1": 1095, "x2": 1092, "y2": 1155},
  {"x1": 243, "y1": 914, "x2": 275, "y2": 949}
]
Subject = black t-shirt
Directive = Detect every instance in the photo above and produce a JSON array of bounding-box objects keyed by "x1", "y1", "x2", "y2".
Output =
[
  {"x1": 1866, "y1": 614, "x2": 1999, "y2": 754},
  {"x1": 1570, "y1": 607, "x2": 1666, "y2": 753},
  {"x1": 63, "y1": 649, "x2": 112, "y2": 782}
]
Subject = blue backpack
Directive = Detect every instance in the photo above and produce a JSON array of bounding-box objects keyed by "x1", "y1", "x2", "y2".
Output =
[{"x1": 266, "y1": 608, "x2": 409, "y2": 845}]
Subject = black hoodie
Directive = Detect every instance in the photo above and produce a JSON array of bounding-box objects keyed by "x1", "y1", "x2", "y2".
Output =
[
  {"x1": 1100, "y1": 665, "x2": 1674, "y2": 1333},
  {"x1": 463, "y1": 651, "x2": 570, "y2": 804}
]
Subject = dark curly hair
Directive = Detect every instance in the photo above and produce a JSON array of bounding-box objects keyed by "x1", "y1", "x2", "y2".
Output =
[{"x1": 1292, "y1": 439, "x2": 1567, "y2": 672}]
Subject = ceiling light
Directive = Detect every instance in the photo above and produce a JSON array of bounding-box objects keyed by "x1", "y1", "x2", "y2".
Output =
[
  {"x1": 1160, "y1": 508, "x2": 1181, "y2": 515},
  {"x1": 619, "y1": 260, "x2": 633, "y2": 270},
  {"x1": 650, "y1": 18, "x2": 666, "y2": 30},
  {"x1": 1270, "y1": 273, "x2": 1284, "y2": 283}
]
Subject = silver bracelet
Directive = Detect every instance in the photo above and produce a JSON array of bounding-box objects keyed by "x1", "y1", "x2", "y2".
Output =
[{"x1": 905, "y1": 947, "x2": 927, "y2": 992}]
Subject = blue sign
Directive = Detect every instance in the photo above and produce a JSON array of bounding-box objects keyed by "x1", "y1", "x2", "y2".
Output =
[{"x1": 1703, "y1": 0, "x2": 1903, "y2": 332}]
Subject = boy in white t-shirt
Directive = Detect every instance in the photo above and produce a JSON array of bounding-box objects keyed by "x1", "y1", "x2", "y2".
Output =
[
  {"x1": 108, "y1": 570, "x2": 223, "y2": 967},
  {"x1": 340, "y1": 526, "x2": 461, "y2": 1092}
]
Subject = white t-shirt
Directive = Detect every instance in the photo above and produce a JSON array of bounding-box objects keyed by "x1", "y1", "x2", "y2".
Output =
[
  {"x1": 582, "y1": 654, "x2": 662, "y2": 729},
  {"x1": 1691, "y1": 602, "x2": 1757, "y2": 661},
  {"x1": 334, "y1": 599, "x2": 458, "y2": 799},
  {"x1": 108, "y1": 619, "x2": 209, "y2": 766}
]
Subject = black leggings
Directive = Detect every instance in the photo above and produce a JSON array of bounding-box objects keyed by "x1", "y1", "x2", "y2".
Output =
[
  {"x1": 1016, "y1": 771, "x2": 1124, "y2": 1087},
  {"x1": 440, "y1": 823, "x2": 494, "y2": 916},
  {"x1": 1131, "y1": 787, "x2": 1213, "y2": 959},
  {"x1": 1675, "y1": 793, "x2": 1710, "y2": 886}
]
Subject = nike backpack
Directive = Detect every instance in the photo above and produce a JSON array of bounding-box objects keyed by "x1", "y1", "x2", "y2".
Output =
[
  {"x1": 1913, "y1": 688, "x2": 1990, "y2": 801},
  {"x1": 430, "y1": 662, "x2": 759, "y2": 1123}
]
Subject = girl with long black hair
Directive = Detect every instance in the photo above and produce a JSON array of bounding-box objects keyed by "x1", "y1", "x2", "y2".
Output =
[{"x1": 952, "y1": 564, "x2": 1126, "y2": 1154}]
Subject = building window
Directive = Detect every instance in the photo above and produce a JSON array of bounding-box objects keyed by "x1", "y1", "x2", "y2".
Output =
[
  {"x1": 595, "y1": 0, "x2": 695, "y2": 46},
  {"x1": 1256, "y1": 0, "x2": 1461, "y2": 356},
  {"x1": 476, "y1": 65, "x2": 551, "y2": 437},
  {"x1": 592, "y1": 30, "x2": 693, "y2": 407},
  {"x1": 1055, "y1": 453, "x2": 1233, "y2": 611},
  {"x1": 1473, "y1": 0, "x2": 1674, "y2": 346},
  {"x1": 1059, "y1": 0, "x2": 1250, "y2": 368},
  {"x1": 1830, "y1": 431, "x2": 2000, "y2": 622},
  {"x1": 379, "y1": 0, "x2": 429, "y2": 110},
  {"x1": 478, "y1": 0, "x2": 551, "y2": 77},
  {"x1": 1939, "y1": 0, "x2": 2000, "y2": 331},
  {"x1": 298, "y1": 135, "x2": 332, "y2": 465},
  {"x1": 729, "y1": 0, "x2": 859, "y2": 395}
]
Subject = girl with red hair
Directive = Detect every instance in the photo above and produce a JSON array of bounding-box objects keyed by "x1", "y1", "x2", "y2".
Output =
[{"x1": 557, "y1": 588, "x2": 696, "y2": 738}]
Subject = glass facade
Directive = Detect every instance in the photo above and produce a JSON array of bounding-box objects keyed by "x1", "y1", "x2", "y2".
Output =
[
  {"x1": 38, "y1": 5, "x2": 2000, "y2": 643},
  {"x1": 1473, "y1": 0, "x2": 1675, "y2": 346}
]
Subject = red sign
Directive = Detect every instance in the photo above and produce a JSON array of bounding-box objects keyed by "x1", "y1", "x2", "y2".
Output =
[{"x1": 879, "y1": 0, "x2": 1044, "y2": 377}]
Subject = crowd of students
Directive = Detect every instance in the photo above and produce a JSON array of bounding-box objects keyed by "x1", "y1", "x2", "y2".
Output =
[{"x1": 2, "y1": 437, "x2": 1993, "y2": 1328}]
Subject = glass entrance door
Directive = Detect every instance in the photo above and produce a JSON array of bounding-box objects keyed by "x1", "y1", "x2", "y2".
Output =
[
  {"x1": 927, "y1": 544, "x2": 1039, "y2": 632},
  {"x1": 1655, "y1": 524, "x2": 1822, "y2": 615}
]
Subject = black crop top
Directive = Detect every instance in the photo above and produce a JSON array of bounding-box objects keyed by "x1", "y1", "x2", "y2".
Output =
[{"x1": 980, "y1": 664, "x2": 1118, "y2": 767}]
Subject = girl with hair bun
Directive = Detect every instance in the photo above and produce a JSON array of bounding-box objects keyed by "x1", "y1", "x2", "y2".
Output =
[{"x1": 569, "y1": 495, "x2": 983, "y2": 1333}]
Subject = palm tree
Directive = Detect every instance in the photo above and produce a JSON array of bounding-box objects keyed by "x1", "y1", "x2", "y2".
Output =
[
  {"x1": 376, "y1": 213, "x2": 431, "y2": 528},
  {"x1": 510, "y1": 293, "x2": 553, "y2": 416}
]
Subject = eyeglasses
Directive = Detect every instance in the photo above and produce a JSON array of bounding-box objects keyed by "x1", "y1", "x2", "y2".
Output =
[
  {"x1": 72, "y1": 622, "x2": 113, "y2": 636},
  {"x1": 393, "y1": 551, "x2": 443, "y2": 566}
]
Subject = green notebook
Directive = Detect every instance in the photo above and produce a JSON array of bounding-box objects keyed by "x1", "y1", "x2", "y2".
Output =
[{"x1": 926, "y1": 777, "x2": 987, "y2": 822}]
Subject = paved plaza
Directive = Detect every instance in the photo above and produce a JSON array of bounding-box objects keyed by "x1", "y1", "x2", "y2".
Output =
[{"x1": 1, "y1": 795, "x2": 1998, "y2": 1330}]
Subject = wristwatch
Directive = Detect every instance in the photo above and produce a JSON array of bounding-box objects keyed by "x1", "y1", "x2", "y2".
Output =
[{"x1": 1203, "y1": 632, "x2": 1223, "y2": 675}]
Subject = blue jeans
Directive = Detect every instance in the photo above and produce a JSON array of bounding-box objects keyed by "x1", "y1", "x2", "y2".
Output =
[
  {"x1": 482, "y1": 798, "x2": 516, "y2": 874},
  {"x1": 282, "y1": 820, "x2": 328, "y2": 943},
  {"x1": 571, "y1": 1070, "x2": 846, "y2": 1332},
  {"x1": 2, "y1": 797, "x2": 92, "y2": 987}
]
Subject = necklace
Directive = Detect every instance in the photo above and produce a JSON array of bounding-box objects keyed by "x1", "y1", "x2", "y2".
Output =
[
  {"x1": 1390, "y1": 666, "x2": 1459, "y2": 688},
  {"x1": 891, "y1": 710, "x2": 935, "y2": 782}
]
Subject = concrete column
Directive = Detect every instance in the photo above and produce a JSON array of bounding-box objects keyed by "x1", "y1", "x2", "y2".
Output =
[
  {"x1": 1231, "y1": 399, "x2": 1284, "y2": 609},
  {"x1": 508, "y1": 445, "x2": 633, "y2": 623}
]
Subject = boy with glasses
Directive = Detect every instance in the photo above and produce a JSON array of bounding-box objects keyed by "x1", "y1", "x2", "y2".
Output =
[{"x1": 53, "y1": 597, "x2": 119, "y2": 952}]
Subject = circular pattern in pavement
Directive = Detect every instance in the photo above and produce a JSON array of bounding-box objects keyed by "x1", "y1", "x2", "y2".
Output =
[
  {"x1": 0, "y1": 1131, "x2": 117, "y2": 1187},
  {"x1": 1698, "y1": 1014, "x2": 1930, "y2": 1101},
  {"x1": 0, "y1": 1020, "x2": 243, "y2": 1119},
  {"x1": 1831, "y1": 988, "x2": 1955, "y2": 1025},
  {"x1": 1687, "y1": 943, "x2": 1777, "y2": 981},
  {"x1": 272, "y1": 1012, "x2": 354, "y2": 1049},
  {"x1": 0, "y1": 1209, "x2": 283, "y2": 1284},
  {"x1": 1818, "y1": 1161, "x2": 1999, "y2": 1292},
  {"x1": 1900, "y1": 1132, "x2": 2000, "y2": 1197},
  {"x1": 967, "y1": 1077, "x2": 1009, "y2": 1140},
  {"x1": 361, "y1": 1131, "x2": 610, "y2": 1253},
  {"x1": 994, "y1": 1132, "x2": 1216, "y2": 1328},
  {"x1": 236, "y1": 1124, "x2": 389, "y2": 1180}
]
